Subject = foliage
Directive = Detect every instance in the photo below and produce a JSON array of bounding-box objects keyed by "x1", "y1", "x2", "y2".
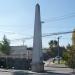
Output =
[
  {"x1": 49, "y1": 40, "x2": 58, "y2": 48},
  {"x1": 63, "y1": 29, "x2": 75, "y2": 69},
  {"x1": 64, "y1": 45, "x2": 75, "y2": 69},
  {"x1": 63, "y1": 44, "x2": 70, "y2": 61},
  {"x1": 0, "y1": 35, "x2": 10, "y2": 55},
  {"x1": 63, "y1": 51, "x2": 68, "y2": 61},
  {"x1": 66, "y1": 44, "x2": 71, "y2": 50},
  {"x1": 72, "y1": 29, "x2": 75, "y2": 45},
  {"x1": 48, "y1": 40, "x2": 66, "y2": 58},
  {"x1": 67, "y1": 47, "x2": 75, "y2": 69}
]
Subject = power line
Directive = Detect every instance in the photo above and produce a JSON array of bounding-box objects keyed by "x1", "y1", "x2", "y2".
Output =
[
  {"x1": 0, "y1": 13, "x2": 75, "y2": 27},
  {"x1": 10, "y1": 30, "x2": 73, "y2": 41},
  {"x1": 42, "y1": 31, "x2": 72, "y2": 37},
  {"x1": 43, "y1": 12, "x2": 75, "y2": 23}
]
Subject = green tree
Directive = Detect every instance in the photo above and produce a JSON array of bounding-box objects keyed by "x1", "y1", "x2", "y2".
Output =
[
  {"x1": 63, "y1": 44, "x2": 71, "y2": 61},
  {"x1": 49, "y1": 40, "x2": 58, "y2": 48},
  {"x1": 49, "y1": 40, "x2": 54, "y2": 48},
  {"x1": 49, "y1": 40, "x2": 66, "y2": 58},
  {"x1": 72, "y1": 29, "x2": 75, "y2": 45},
  {"x1": 66, "y1": 46, "x2": 75, "y2": 73},
  {"x1": 63, "y1": 50, "x2": 68, "y2": 62},
  {"x1": 48, "y1": 40, "x2": 58, "y2": 57},
  {"x1": 0, "y1": 35, "x2": 10, "y2": 55},
  {"x1": 67, "y1": 44, "x2": 71, "y2": 50},
  {"x1": 63, "y1": 29, "x2": 75, "y2": 73},
  {"x1": 67, "y1": 29, "x2": 75, "y2": 70}
]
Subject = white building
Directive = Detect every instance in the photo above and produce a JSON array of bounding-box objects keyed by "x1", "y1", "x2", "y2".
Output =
[{"x1": 10, "y1": 46, "x2": 32, "y2": 59}]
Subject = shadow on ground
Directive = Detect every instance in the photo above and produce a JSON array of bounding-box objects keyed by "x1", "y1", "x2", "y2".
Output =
[
  {"x1": 47, "y1": 66, "x2": 68, "y2": 68},
  {"x1": 12, "y1": 71, "x2": 31, "y2": 75},
  {"x1": 12, "y1": 71, "x2": 70, "y2": 75},
  {"x1": 45, "y1": 71, "x2": 70, "y2": 75}
]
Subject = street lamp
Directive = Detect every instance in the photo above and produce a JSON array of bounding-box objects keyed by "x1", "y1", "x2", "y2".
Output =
[
  {"x1": 22, "y1": 39, "x2": 25, "y2": 46},
  {"x1": 57, "y1": 36, "x2": 62, "y2": 64}
]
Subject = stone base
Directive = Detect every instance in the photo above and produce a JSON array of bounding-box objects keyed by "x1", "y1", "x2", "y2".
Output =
[{"x1": 32, "y1": 62, "x2": 44, "y2": 72}]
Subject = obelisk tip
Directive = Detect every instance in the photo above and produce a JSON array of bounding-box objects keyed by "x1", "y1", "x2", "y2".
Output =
[{"x1": 36, "y1": 0, "x2": 40, "y2": 4}]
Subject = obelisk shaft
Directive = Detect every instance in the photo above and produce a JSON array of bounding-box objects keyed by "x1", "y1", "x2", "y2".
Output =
[{"x1": 32, "y1": 4, "x2": 44, "y2": 72}]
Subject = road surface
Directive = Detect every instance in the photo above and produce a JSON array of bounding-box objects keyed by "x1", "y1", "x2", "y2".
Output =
[{"x1": 0, "y1": 64, "x2": 73, "y2": 75}]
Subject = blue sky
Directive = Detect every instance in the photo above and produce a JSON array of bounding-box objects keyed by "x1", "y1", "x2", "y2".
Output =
[{"x1": 0, "y1": 0, "x2": 75, "y2": 47}]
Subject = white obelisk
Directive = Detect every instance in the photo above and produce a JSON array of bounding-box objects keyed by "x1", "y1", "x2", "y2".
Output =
[{"x1": 32, "y1": 3, "x2": 44, "y2": 72}]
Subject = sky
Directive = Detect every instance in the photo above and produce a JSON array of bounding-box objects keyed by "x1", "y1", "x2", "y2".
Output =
[{"x1": 0, "y1": 0, "x2": 75, "y2": 47}]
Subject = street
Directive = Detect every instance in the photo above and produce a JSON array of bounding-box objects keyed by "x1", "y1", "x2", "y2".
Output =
[{"x1": 0, "y1": 64, "x2": 73, "y2": 75}]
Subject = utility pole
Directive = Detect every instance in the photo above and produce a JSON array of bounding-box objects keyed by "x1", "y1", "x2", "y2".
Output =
[
  {"x1": 22, "y1": 39, "x2": 25, "y2": 46},
  {"x1": 57, "y1": 36, "x2": 62, "y2": 64}
]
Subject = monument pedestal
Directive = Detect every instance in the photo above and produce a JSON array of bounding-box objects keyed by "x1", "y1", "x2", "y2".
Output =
[{"x1": 32, "y1": 62, "x2": 44, "y2": 72}]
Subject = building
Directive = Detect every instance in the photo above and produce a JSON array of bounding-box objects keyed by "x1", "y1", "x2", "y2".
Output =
[
  {"x1": 0, "y1": 46, "x2": 32, "y2": 69},
  {"x1": 10, "y1": 46, "x2": 32, "y2": 59},
  {"x1": 0, "y1": 45, "x2": 48, "y2": 59}
]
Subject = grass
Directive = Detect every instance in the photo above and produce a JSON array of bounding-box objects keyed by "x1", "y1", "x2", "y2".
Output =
[{"x1": 54, "y1": 60, "x2": 65, "y2": 64}]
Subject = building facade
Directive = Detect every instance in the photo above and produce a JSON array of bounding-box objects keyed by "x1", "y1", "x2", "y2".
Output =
[{"x1": 10, "y1": 46, "x2": 32, "y2": 59}]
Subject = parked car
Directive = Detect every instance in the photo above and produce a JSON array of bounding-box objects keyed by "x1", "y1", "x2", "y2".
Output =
[{"x1": 54, "y1": 56, "x2": 62, "y2": 60}]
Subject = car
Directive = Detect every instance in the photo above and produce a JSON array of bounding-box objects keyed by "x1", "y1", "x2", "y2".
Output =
[{"x1": 54, "y1": 56, "x2": 62, "y2": 60}]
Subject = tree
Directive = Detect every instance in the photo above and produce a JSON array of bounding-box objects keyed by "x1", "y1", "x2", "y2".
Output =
[
  {"x1": 48, "y1": 40, "x2": 58, "y2": 57},
  {"x1": 0, "y1": 35, "x2": 10, "y2": 55},
  {"x1": 49, "y1": 40, "x2": 58, "y2": 48},
  {"x1": 63, "y1": 44, "x2": 71, "y2": 61},
  {"x1": 63, "y1": 50, "x2": 68, "y2": 62},
  {"x1": 49, "y1": 40, "x2": 66, "y2": 58},
  {"x1": 63, "y1": 29, "x2": 75, "y2": 73},
  {"x1": 49, "y1": 40, "x2": 54, "y2": 48},
  {"x1": 66, "y1": 44, "x2": 71, "y2": 50},
  {"x1": 68, "y1": 29, "x2": 75, "y2": 73},
  {"x1": 66, "y1": 46, "x2": 75, "y2": 73},
  {"x1": 72, "y1": 29, "x2": 75, "y2": 45}
]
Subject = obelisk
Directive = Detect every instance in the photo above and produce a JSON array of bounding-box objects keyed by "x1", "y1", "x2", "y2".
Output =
[{"x1": 32, "y1": 3, "x2": 44, "y2": 72}]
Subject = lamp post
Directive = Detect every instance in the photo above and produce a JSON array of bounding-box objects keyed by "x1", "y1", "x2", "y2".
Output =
[
  {"x1": 22, "y1": 39, "x2": 25, "y2": 46},
  {"x1": 57, "y1": 36, "x2": 62, "y2": 64}
]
